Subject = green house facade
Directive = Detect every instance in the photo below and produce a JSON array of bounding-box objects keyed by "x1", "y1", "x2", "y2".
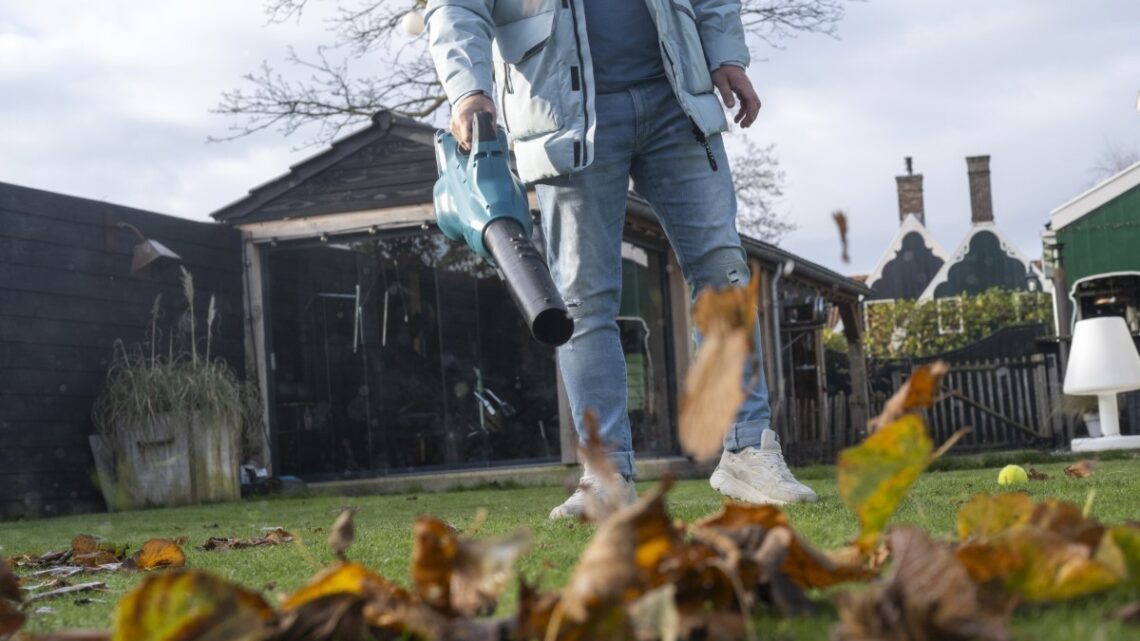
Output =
[{"x1": 1044, "y1": 160, "x2": 1140, "y2": 336}]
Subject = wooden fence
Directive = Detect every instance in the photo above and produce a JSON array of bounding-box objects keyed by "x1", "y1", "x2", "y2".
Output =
[{"x1": 779, "y1": 351, "x2": 1093, "y2": 464}]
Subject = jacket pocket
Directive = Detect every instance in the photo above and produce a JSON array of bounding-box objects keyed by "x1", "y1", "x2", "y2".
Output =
[
  {"x1": 493, "y1": 11, "x2": 563, "y2": 141},
  {"x1": 664, "y1": 0, "x2": 714, "y2": 96}
]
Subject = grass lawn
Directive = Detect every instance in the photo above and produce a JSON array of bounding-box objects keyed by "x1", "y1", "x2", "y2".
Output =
[{"x1": 4, "y1": 456, "x2": 1140, "y2": 639}]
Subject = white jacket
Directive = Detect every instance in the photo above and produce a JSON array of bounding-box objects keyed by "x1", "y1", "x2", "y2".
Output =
[{"x1": 425, "y1": 0, "x2": 750, "y2": 183}]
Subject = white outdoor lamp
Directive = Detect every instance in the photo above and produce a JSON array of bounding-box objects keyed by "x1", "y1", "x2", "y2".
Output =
[{"x1": 1065, "y1": 316, "x2": 1140, "y2": 452}]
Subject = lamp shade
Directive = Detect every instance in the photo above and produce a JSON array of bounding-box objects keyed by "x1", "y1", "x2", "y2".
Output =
[{"x1": 1064, "y1": 316, "x2": 1140, "y2": 395}]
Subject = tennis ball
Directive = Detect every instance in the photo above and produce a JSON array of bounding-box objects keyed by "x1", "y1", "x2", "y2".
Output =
[{"x1": 997, "y1": 464, "x2": 1028, "y2": 486}]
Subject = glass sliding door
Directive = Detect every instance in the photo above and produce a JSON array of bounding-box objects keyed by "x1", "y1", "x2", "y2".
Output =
[{"x1": 265, "y1": 229, "x2": 562, "y2": 480}]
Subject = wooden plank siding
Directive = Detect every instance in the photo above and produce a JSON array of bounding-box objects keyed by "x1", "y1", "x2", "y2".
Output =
[{"x1": 0, "y1": 182, "x2": 244, "y2": 519}]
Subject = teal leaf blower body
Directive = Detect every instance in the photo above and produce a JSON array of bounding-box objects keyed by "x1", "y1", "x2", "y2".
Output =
[{"x1": 433, "y1": 112, "x2": 574, "y2": 346}]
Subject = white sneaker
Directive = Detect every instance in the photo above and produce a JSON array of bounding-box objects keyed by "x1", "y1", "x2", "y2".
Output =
[
  {"x1": 548, "y1": 473, "x2": 638, "y2": 520},
  {"x1": 709, "y1": 430, "x2": 818, "y2": 505}
]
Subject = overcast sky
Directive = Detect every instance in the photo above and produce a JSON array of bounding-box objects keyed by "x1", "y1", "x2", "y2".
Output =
[{"x1": 1, "y1": 0, "x2": 1138, "y2": 275}]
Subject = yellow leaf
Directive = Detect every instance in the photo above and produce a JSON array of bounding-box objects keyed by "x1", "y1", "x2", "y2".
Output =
[
  {"x1": 112, "y1": 569, "x2": 271, "y2": 641},
  {"x1": 956, "y1": 493, "x2": 1034, "y2": 541},
  {"x1": 1095, "y1": 525, "x2": 1140, "y2": 587},
  {"x1": 123, "y1": 539, "x2": 187, "y2": 571},
  {"x1": 837, "y1": 414, "x2": 932, "y2": 550},
  {"x1": 281, "y1": 562, "x2": 408, "y2": 611}
]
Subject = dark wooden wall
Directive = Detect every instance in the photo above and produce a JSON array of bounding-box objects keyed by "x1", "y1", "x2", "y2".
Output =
[{"x1": 0, "y1": 182, "x2": 244, "y2": 519}]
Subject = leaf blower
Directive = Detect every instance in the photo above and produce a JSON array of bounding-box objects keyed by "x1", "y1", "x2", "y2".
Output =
[{"x1": 432, "y1": 112, "x2": 574, "y2": 347}]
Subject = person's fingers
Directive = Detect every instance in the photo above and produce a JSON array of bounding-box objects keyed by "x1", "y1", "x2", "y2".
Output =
[
  {"x1": 714, "y1": 74, "x2": 735, "y2": 109},
  {"x1": 734, "y1": 83, "x2": 761, "y2": 128}
]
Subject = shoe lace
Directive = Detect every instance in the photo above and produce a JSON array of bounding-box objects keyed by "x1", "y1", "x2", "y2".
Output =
[{"x1": 743, "y1": 448, "x2": 800, "y2": 484}]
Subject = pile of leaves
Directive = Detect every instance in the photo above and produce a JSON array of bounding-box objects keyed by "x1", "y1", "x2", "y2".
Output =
[{"x1": 4, "y1": 286, "x2": 1140, "y2": 641}]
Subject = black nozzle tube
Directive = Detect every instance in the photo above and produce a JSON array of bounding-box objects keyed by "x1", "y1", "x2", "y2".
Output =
[{"x1": 483, "y1": 218, "x2": 574, "y2": 347}]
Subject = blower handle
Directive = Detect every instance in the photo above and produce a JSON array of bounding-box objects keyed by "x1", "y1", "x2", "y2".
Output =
[{"x1": 472, "y1": 111, "x2": 498, "y2": 146}]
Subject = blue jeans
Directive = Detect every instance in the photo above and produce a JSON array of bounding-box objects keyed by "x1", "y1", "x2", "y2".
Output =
[{"x1": 535, "y1": 79, "x2": 771, "y2": 478}]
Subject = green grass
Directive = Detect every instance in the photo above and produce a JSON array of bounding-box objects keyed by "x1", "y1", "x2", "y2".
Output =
[{"x1": 4, "y1": 457, "x2": 1140, "y2": 639}]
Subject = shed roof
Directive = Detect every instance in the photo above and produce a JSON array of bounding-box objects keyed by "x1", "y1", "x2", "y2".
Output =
[{"x1": 210, "y1": 112, "x2": 437, "y2": 224}]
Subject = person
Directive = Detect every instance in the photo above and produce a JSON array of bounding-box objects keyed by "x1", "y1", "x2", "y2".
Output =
[{"x1": 424, "y1": 0, "x2": 818, "y2": 519}]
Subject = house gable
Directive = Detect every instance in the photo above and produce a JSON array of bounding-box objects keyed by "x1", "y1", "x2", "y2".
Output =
[
  {"x1": 864, "y1": 214, "x2": 948, "y2": 301},
  {"x1": 921, "y1": 223, "x2": 1042, "y2": 299}
]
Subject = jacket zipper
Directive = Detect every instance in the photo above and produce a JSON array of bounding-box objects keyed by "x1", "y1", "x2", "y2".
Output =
[
  {"x1": 690, "y1": 117, "x2": 718, "y2": 172},
  {"x1": 566, "y1": 0, "x2": 589, "y2": 167},
  {"x1": 500, "y1": 61, "x2": 512, "y2": 133}
]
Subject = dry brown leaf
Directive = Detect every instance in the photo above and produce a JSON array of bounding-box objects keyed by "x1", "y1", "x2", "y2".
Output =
[
  {"x1": 20, "y1": 631, "x2": 112, "y2": 641},
  {"x1": 562, "y1": 480, "x2": 680, "y2": 622},
  {"x1": 199, "y1": 528, "x2": 295, "y2": 552},
  {"x1": 122, "y1": 539, "x2": 186, "y2": 572},
  {"x1": 328, "y1": 508, "x2": 356, "y2": 562},
  {"x1": 695, "y1": 502, "x2": 877, "y2": 589},
  {"x1": 1115, "y1": 601, "x2": 1140, "y2": 624},
  {"x1": 410, "y1": 516, "x2": 530, "y2": 617},
  {"x1": 1027, "y1": 468, "x2": 1050, "y2": 481},
  {"x1": 834, "y1": 526, "x2": 1009, "y2": 641},
  {"x1": 679, "y1": 279, "x2": 761, "y2": 461},
  {"x1": 1065, "y1": 459, "x2": 1096, "y2": 478},
  {"x1": 69, "y1": 536, "x2": 124, "y2": 568},
  {"x1": 577, "y1": 410, "x2": 628, "y2": 523},
  {"x1": 0, "y1": 557, "x2": 23, "y2": 639},
  {"x1": 832, "y1": 210, "x2": 850, "y2": 264},
  {"x1": 867, "y1": 361, "x2": 949, "y2": 433}
]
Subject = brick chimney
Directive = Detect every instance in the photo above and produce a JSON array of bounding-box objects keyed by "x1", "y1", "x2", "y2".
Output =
[
  {"x1": 966, "y1": 155, "x2": 994, "y2": 224},
  {"x1": 895, "y1": 156, "x2": 925, "y2": 225}
]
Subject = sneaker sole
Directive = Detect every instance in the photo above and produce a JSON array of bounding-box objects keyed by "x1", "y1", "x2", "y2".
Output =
[{"x1": 709, "y1": 469, "x2": 788, "y2": 506}]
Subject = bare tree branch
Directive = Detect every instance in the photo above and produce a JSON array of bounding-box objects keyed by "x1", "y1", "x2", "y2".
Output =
[
  {"x1": 214, "y1": 0, "x2": 857, "y2": 145},
  {"x1": 733, "y1": 140, "x2": 797, "y2": 244}
]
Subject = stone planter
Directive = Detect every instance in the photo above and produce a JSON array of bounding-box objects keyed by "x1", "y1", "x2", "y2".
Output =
[
  {"x1": 188, "y1": 411, "x2": 241, "y2": 503},
  {"x1": 91, "y1": 410, "x2": 239, "y2": 509}
]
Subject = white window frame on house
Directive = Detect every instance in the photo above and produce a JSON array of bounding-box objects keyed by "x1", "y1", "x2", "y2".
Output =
[{"x1": 937, "y1": 297, "x2": 964, "y2": 335}]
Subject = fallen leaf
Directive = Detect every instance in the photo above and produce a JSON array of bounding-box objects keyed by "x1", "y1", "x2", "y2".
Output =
[
  {"x1": 1027, "y1": 468, "x2": 1050, "y2": 481},
  {"x1": 281, "y1": 562, "x2": 409, "y2": 611},
  {"x1": 868, "y1": 361, "x2": 949, "y2": 433},
  {"x1": 111, "y1": 569, "x2": 271, "y2": 641},
  {"x1": 834, "y1": 526, "x2": 1009, "y2": 641},
  {"x1": 20, "y1": 631, "x2": 111, "y2": 641},
  {"x1": 832, "y1": 210, "x2": 849, "y2": 264},
  {"x1": 562, "y1": 481, "x2": 680, "y2": 622},
  {"x1": 411, "y1": 516, "x2": 530, "y2": 617},
  {"x1": 694, "y1": 502, "x2": 877, "y2": 589},
  {"x1": 679, "y1": 279, "x2": 761, "y2": 461},
  {"x1": 628, "y1": 585, "x2": 679, "y2": 641},
  {"x1": 1, "y1": 557, "x2": 24, "y2": 639},
  {"x1": 328, "y1": 509, "x2": 356, "y2": 562},
  {"x1": 957, "y1": 493, "x2": 1034, "y2": 541},
  {"x1": 1065, "y1": 459, "x2": 1096, "y2": 478},
  {"x1": 1094, "y1": 525, "x2": 1140, "y2": 587},
  {"x1": 122, "y1": 539, "x2": 186, "y2": 571},
  {"x1": 838, "y1": 414, "x2": 933, "y2": 550},
  {"x1": 1027, "y1": 499, "x2": 1105, "y2": 548},
  {"x1": 957, "y1": 525, "x2": 1119, "y2": 603},
  {"x1": 576, "y1": 410, "x2": 629, "y2": 523},
  {"x1": 69, "y1": 535, "x2": 123, "y2": 568},
  {"x1": 1115, "y1": 600, "x2": 1140, "y2": 624},
  {"x1": 199, "y1": 528, "x2": 295, "y2": 551}
]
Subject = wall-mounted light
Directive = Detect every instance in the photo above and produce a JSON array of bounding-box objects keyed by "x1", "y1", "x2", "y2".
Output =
[{"x1": 116, "y1": 222, "x2": 182, "y2": 275}]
